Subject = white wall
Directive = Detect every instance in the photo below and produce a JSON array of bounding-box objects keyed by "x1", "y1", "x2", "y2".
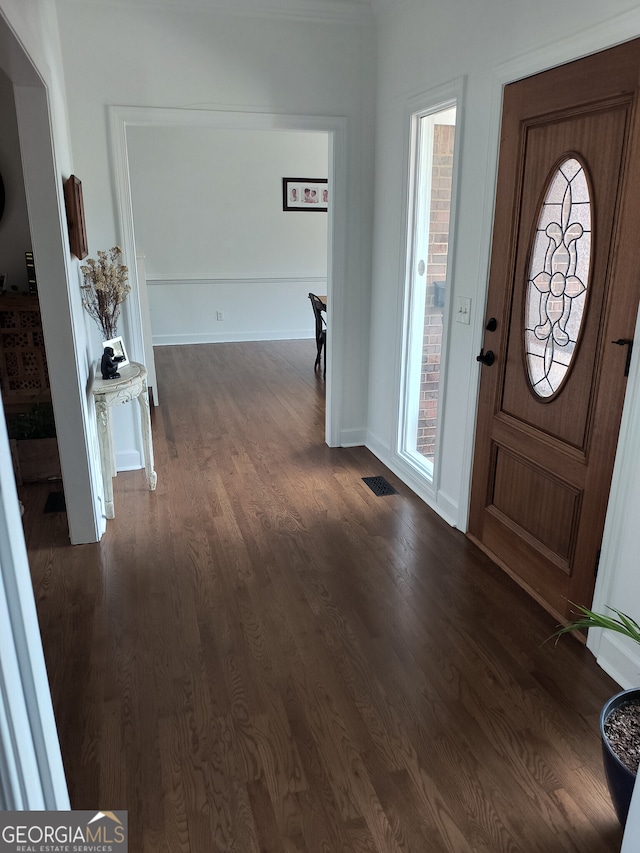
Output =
[
  {"x1": 0, "y1": 75, "x2": 32, "y2": 292},
  {"x1": 55, "y1": 0, "x2": 376, "y2": 456},
  {"x1": 589, "y1": 322, "x2": 640, "y2": 688},
  {"x1": 127, "y1": 125, "x2": 328, "y2": 346},
  {"x1": 128, "y1": 126, "x2": 328, "y2": 280},
  {"x1": 0, "y1": 0, "x2": 95, "y2": 810},
  {"x1": 0, "y1": 0, "x2": 105, "y2": 546}
]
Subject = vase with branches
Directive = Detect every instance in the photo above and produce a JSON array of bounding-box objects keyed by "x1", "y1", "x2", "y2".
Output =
[{"x1": 80, "y1": 246, "x2": 130, "y2": 340}]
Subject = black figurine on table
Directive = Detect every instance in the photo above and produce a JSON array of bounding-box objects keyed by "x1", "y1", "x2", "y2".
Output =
[{"x1": 101, "y1": 346, "x2": 125, "y2": 380}]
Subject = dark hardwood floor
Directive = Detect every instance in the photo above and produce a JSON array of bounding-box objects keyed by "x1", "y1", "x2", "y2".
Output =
[{"x1": 22, "y1": 340, "x2": 624, "y2": 852}]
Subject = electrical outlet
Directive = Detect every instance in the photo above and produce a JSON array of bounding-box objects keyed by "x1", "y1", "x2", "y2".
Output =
[{"x1": 216, "y1": 310, "x2": 224, "y2": 321}]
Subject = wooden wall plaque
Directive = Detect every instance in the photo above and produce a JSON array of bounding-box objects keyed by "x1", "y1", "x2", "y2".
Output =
[{"x1": 63, "y1": 174, "x2": 89, "y2": 260}]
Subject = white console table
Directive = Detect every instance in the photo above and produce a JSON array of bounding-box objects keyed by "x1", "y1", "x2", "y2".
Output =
[{"x1": 91, "y1": 361, "x2": 157, "y2": 519}]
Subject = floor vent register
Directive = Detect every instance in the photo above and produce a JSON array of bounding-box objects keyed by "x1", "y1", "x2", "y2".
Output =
[{"x1": 362, "y1": 476, "x2": 398, "y2": 497}]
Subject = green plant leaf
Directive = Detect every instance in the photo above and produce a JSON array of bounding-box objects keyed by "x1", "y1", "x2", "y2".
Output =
[{"x1": 550, "y1": 603, "x2": 640, "y2": 645}]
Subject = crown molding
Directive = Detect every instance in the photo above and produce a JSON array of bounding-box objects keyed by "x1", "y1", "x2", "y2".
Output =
[{"x1": 66, "y1": 0, "x2": 375, "y2": 26}]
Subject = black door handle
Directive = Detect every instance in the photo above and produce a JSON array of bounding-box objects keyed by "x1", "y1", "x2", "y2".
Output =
[
  {"x1": 476, "y1": 349, "x2": 495, "y2": 367},
  {"x1": 485, "y1": 318, "x2": 497, "y2": 332},
  {"x1": 611, "y1": 338, "x2": 634, "y2": 376}
]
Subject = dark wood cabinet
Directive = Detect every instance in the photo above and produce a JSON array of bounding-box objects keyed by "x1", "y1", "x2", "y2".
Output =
[
  {"x1": 0, "y1": 294, "x2": 51, "y2": 413},
  {"x1": 0, "y1": 295, "x2": 61, "y2": 484}
]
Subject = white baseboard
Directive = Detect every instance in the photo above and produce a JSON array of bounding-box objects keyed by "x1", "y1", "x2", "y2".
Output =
[
  {"x1": 339, "y1": 427, "x2": 366, "y2": 447},
  {"x1": 115, "y1": 450, "x2": 142, "y2": 472},
  {"x1": 153, "y1": 331, "x2": 314, "y2": 346},
  {"x1": 435, "y1": 489, "x2": 459, "y2": 527},
  {"x1": 590, "y1": 632, "x2": 640, "y2": 690},
  {"x1": 365, "y1": 428, "x2": 458, "y2": 527}
]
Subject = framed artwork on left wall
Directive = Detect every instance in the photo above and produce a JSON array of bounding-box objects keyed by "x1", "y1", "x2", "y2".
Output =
[{"x1": 63, "y1": 174, "x2": 89, "y2": 259}]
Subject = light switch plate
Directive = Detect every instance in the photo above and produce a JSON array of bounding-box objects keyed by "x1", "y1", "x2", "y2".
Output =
[{"x1": 456, "y1": 297, "x2": 471, "y2": 325}]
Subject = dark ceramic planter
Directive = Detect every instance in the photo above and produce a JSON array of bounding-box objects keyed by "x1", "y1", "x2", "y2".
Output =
[{"x1": 600, "y1": 688, "x2": 640, "y2": 827}]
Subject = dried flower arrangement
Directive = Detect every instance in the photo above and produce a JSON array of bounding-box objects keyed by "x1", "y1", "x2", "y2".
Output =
[{"x1": 80, "y1": 246, "x2": 130, "y2": 340}]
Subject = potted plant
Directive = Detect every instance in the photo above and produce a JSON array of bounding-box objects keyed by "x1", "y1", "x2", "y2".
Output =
[
  {"x1": 554, "y1": 605, "x2": 640, "y2": 826},
  {"x1": 6, "y1": 402, "x2": 61, "y2": 484}
]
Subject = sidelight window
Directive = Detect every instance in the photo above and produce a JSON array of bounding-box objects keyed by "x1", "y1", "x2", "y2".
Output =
[{"x1": 399, "y1": 103, "x2": 457, "y2": 482}]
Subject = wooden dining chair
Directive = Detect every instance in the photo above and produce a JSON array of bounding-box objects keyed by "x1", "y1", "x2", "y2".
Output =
[{"x1": 308, "y1": 293, "x2": 326, "y2": 378}]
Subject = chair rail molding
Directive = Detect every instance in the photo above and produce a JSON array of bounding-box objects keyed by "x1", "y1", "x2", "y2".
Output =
[{"x1": 146, "y1": 275, "x2": 328, "y2": 286}]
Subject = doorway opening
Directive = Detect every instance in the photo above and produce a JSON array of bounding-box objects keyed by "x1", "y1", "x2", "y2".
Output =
[{"x1": 109, "y1": 107, "x2": 344, "y2": 448}]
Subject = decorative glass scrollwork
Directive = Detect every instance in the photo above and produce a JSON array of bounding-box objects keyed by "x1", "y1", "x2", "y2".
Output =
[{"x1": 525, "y1": 157, "x2": 591, "y2": 398}]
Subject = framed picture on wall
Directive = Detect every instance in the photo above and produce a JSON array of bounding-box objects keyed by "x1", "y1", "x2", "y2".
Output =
[{"x1": 282, "y1": 177, "x2": 329, "y2": 212}]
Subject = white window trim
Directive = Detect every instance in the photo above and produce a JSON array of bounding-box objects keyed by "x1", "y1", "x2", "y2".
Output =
[{"x1": 392, "y1": 77, "x2": 465, "y2": 523}]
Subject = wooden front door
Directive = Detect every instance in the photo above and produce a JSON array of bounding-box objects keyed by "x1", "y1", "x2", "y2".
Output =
[{"x1": 468, "y1": 40, "x2": 640, "y2": 623}]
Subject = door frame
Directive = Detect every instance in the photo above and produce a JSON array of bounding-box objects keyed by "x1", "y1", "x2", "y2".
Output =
[
  {"x1": 108, "y1": 105, "x2": 346, "y2": 448},
  {"x1": 468, "y1": 51, "x2": 640, "y2": 622},
  {"x1": 462, "y1": 20, "x2": 640, "y2": 590},
  {"x1": 458, "y1": 15, "x2": 640, "y2": 532},
  {"x1": 0, "y1": 11, "x2": 72, "y2": 809}
]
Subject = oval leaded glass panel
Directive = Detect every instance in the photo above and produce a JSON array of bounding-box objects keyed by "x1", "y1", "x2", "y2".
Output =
[{"x1": 525, "y1": 157, "x2": 591, "y2": 398}]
